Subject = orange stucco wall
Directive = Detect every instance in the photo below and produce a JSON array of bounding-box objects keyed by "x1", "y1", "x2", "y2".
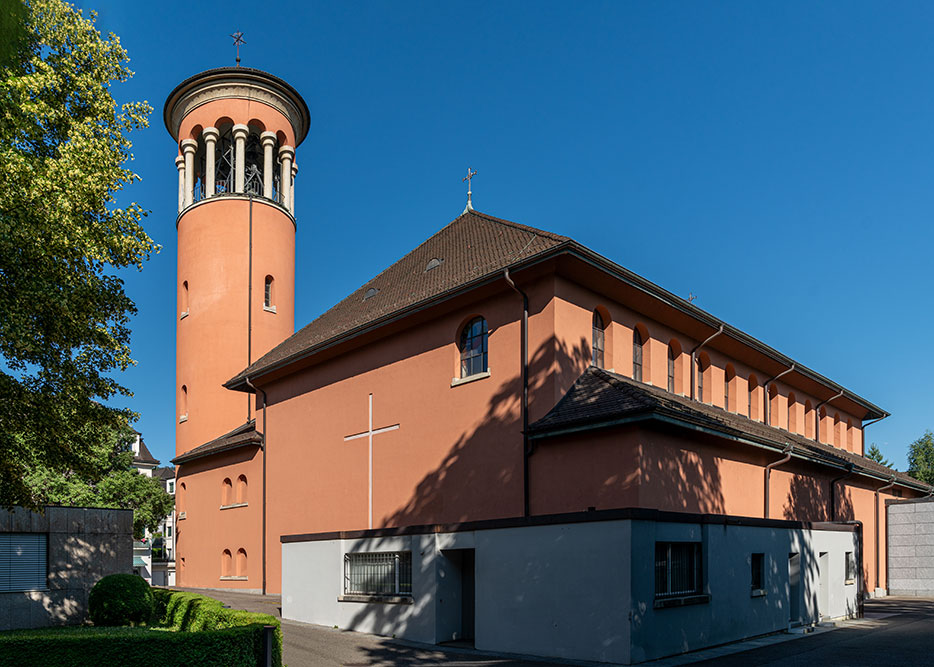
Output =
[
  {"x1": 175, "y1": 447, "x2": 263, "y2": 590},
  {"x1": 176, "y1": 197, "x2": 295, "y2": 456},
  {"x1": 529, "y1": 423, "x2": 912, "y2": 592}
]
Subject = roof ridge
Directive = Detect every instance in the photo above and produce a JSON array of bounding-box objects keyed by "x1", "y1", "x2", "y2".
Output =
[{"x1": 466, "y1": 208, "x2": 569, "y2": 242}]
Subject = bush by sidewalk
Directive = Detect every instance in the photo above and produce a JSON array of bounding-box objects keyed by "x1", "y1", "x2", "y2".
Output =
[{"x1": 0, "y1": 589, "x2": 281, "y2": 667}]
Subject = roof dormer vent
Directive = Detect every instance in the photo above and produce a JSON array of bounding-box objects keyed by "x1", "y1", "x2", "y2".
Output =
[
  {"x1": 363, "y1": 287, "x2": 379, "y2": 300},
  {"x1": 425, "y1": 258, "x2": 443, "y2": 272}
]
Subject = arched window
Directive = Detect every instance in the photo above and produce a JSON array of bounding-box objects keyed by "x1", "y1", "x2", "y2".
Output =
[
  {"x1": 724, "y1": 364, "x2": 736, "y2": 411},
  {"x1": 748, "y1": 375, "x2": 760, "y2": 421},
  {"x1": 264, "y1": 275, "x2": 275, "y2": 311},
  {"x1": 668, "y1": 345, "x2": 676, "y2": 393},
  {"x1": 697, "y1": 352, "x2": 710, "y2": 403},
  {"x1": 178, "y1": 482, "x2": 186, "y2": 512},
  {"x1": 632, "y1": 328, "x2": 644, "y2": 382},
  {"x1": 787, "y1": 392, "x2": 797, "y2": 432},
  {"x1": 592, "y1": 310, "x2": 605, "y2": 369},
  {"x1": 221, "y1": 549, "x2": 232, "y2": 577},
  {"x1": 179, "y1": 385, "x2": 188, "y2": 422},
  {"x1": 805, "y1": 400, "x2": 814, "y2": 439},
  {"x1": 819, "y1": 407, "x2": 828, "y2": 442},
  {"x1": 460, "y1": 317, "x2": 488, "y2": 378},
  {"x1": 846, "y1": 419, "x2": 854, "y2": 451},
  {"x1": 834, "y1": 413, "x2": 843, "y2": 447},
  {"x1": 236, "y1": 475, "x2": 248, "y2": 504},
  {"x1": 181, "y1": 280, "x2": 189, "y2": 317},
  {"x1": 768, "y1": 384, "x2": 780, "y2": 427},
  {"x1": 222, "y1": 478, "x2": 233, "y2": 506},
  {"x1": 236, "y1": 548, "x2": 247, "y2": 577}
]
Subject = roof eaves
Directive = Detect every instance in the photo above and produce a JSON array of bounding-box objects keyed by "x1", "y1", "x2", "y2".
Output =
[
  {"x1": 225, "y1": 239, "x2": 574, "y2": 390},
  {"x1": 564, "y1": 243, "x2": 889, "y2": 421}
]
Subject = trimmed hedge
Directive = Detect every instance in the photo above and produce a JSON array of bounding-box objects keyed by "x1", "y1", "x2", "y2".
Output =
[
  {"x1": 88, "y1": 573, "x2": 154, "y2": 626},
  {"x1": 0, "y1": 590, "x2": 281, "y2": 667}
]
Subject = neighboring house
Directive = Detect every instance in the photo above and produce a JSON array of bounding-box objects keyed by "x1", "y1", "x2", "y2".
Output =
[
  {"x1": 151, "y1": 466, "x2": 177, "y2": 586},
  {"x1": 162, "y1": 65, "x2": 933, "y2": 664},
  {"x1": 0, "y1": 507, "x2": 133, "y2": 630},
  {"x1": 130, "y1": 432, "x2": 159, "y2": 584}
]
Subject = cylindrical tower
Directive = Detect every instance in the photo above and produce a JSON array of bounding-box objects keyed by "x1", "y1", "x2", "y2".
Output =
[{"x1": 165, "y1": 68, "x2": 310, "y2": 457}]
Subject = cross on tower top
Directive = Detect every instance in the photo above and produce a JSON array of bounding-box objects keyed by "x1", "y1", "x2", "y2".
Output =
[
  {"x1": 231, "y1": 31, "x2": 245, "y2": 67},
  {"x1": 462, "y1": 167, "x2": 477, "y2": 212}
]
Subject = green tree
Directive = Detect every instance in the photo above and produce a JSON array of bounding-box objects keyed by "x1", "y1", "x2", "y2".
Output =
[
  {"x1": 0, "y1": 0, "x2": 157, "y2": 508},
  {"x1": 907, "y1": 430, "x2": 934, "y2": 486},
  {"x1": 865, "y1": 443, "x2": 893, "y2": 469},
  {"x1": 23, "y1": 425, "x2": 174, "y2": 539}
]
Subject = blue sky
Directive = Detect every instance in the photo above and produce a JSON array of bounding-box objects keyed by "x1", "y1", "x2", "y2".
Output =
[{"x1": 79, "y1": 1, "x2": 933, "y2": 468}]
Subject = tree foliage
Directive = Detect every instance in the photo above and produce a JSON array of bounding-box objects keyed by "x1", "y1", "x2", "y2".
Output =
[
  {"x1": 907, "y1": 430, "x2": 934, "y2": 486},
  {"x1": 0, "y1": 0, "x2": 157, "y2": 508},
  {"x1": 865, "y1": 443, "x2": 893, "y2": 469},
  {"x1": 23, "y1": 425, "x2": 174, "y2": 539}
]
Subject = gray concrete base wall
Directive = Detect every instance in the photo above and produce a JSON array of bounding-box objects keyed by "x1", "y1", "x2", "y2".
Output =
[
  {"x1": 887, "y1": 498, "x2": 934, "y2": 596},
  {"x1": 0, "y1": 506, "x2": 133, "y2": 630},
  {"x1": 282, "y1": 516, "x2": 857, "y2": 665}
]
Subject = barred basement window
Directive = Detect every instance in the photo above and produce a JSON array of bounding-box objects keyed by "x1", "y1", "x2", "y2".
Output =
[
  {"x1": 344, "y1": 552, "x2": 412, "y2": 597},
  {"x1": 845, "y1": 551, "x2": 856, "y2": 583},
  {"x1": 0, "y1": 533, "x2": 48, "y2": 592},
  {"x1": 655, "y1": 542, "x2": 702, "y2": 599}
]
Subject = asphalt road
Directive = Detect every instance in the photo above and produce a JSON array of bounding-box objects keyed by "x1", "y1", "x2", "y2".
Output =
[{"x1": 176, "y1": 588, "x2": 934, "y2": 667}]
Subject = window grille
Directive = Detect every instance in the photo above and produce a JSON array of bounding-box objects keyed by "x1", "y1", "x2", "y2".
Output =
[
  {"x1": 724, "y1": 375, "x2": 730, "y2": 410},
  {"x1": 751, "y1": 552, "x2": 764, "y2": 590},
  {"x1": 0, "y1": 533, "x2": 47, "y2": 592},
  {"x1": 845, "y1": 551, "x2": 856, "y2": 582},
  {"x1": 655, "y1": 542, "x2": 702, "y2": 598},
  {"x1": 633, "y1": 329, "x2": 643, "y2": 382},
  {"x1": 215, "y1": 131, "x2": 235, "y2": 194},
  {"x1": 592, "y1": 311, "x2": 605, "y2": 369},
  {"x1": 460, "y1": 317, "x2": 488, "y2": 378},
  {"x1": 344, "y1": 552, "x2": 412, "y2": 596},
  {"x1": 243, "y1": 134, "x2": 264, "y2": 196}
]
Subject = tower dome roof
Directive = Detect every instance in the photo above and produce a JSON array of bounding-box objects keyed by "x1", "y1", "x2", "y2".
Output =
[{"x1": 163, "y1": 66, "x2": 310, "y2": 145}]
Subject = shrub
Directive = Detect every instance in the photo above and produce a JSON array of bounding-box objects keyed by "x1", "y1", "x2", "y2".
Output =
[
  {"x1": 88, "y1": 574, "x2": 154, "y2": 627},
  {"x1": 0, "y1": 625, "x2": 271, "y2": 667}
]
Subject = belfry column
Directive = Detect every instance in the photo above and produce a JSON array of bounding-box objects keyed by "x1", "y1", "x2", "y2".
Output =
[
  {"x1": 261, "y1": 132, "x2": 276, "y2": 199},
  {"x1": 181, "y1": 139, "x2": 197, "y2": 208},
  {"x1": 290, "y1": 162, "x2": 297, "y2": 214},
  {"x1": 175, "y1": 156, "x2": 185, "y2": 213},
  {"x1": 233, "y1": 124, "x2": 249, "y2": 193},
  {"x1": 278, "y1": 145, "x2": 294, "y2": 211},
  {"x1": 203, "y1": 127, "x2": 219, "y2": 198}
]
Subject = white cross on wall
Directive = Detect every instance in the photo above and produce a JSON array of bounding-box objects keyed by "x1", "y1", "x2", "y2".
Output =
[{"x1": 344, "y1": 393, "x2": 400, "y2": 529}]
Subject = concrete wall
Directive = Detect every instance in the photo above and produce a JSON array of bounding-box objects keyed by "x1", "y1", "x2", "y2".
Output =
[
  {"x1": 282, "y1": 515, "x2": 856, "y2": 665},
  {"x1": 628, "y1": 520, "x2": 858, "y2": 664},
  {"x1": 887, "y1": 497, "x2": 934, "y2": 596},
  {"x1": 0, "y1": 506, "x2": 133, "y2": 631}
]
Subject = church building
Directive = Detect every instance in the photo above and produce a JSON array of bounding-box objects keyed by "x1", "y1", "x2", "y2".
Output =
[{"x1": 165, "y1": 65, "x2": 930, "y2": 664}]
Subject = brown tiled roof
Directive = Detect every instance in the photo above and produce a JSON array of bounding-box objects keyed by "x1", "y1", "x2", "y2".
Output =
[
  {"x1": 153, "y1": 466, "x2": 176, "y2": 480},
  {"x1": 172, "y1": 420, "x2": 263, "y2": 465},
  {"x1": 134, "y1": 439, "x2": 159, "y2": 465},
  {"x1": 529, "y1": 367, "x2": 929, "y2": 492},
  {"x1": 227, "y1": 209, "x2": 569, "y2": 387}
]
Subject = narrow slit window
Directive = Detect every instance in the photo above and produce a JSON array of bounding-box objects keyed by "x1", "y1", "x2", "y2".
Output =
[{"x1": 264, "y1": 275, "x2": 275, "y2": 310}]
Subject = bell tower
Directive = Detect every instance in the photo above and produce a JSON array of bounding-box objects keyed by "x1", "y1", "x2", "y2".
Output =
[{"x1": 164, "y1": 68, "x2": 310, "y2": 457}]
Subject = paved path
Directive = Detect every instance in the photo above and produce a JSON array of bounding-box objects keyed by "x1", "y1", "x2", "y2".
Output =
[{"x1": 174, "y1": 589, "x2": 934, "y2": 667}]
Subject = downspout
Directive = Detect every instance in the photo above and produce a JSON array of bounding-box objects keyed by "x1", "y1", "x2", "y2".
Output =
[
  {"x1": 763, "y1": 444, "x2": 793, "y2": 518},
  {"x1": 247, "y1": 194, "x2": 254, "y2": 421},
  {"x1": 690, "y1": 325, "x2": 724, "y2": 400},
  {"x1": 762, "y1": 364, "x2": 795, "y2": 427},
  {"x1": 860, "y1": 414, "x2": 888, "y2": 456},
  {"x1": 244, "y1": 376, "x2": 267, "y2": 596},
  {"x1": 874, "y1": 475, "x2": 896, "y2": 595},
  {"x1": 814, "y1": 389, "x2": 844, "y2": 444},
  {"x1": 829, "y1": 463, "x2": 855, "y2": 521},
  {"x1": 503, "y1": 268, "x2": 530, "y2": 518}
]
